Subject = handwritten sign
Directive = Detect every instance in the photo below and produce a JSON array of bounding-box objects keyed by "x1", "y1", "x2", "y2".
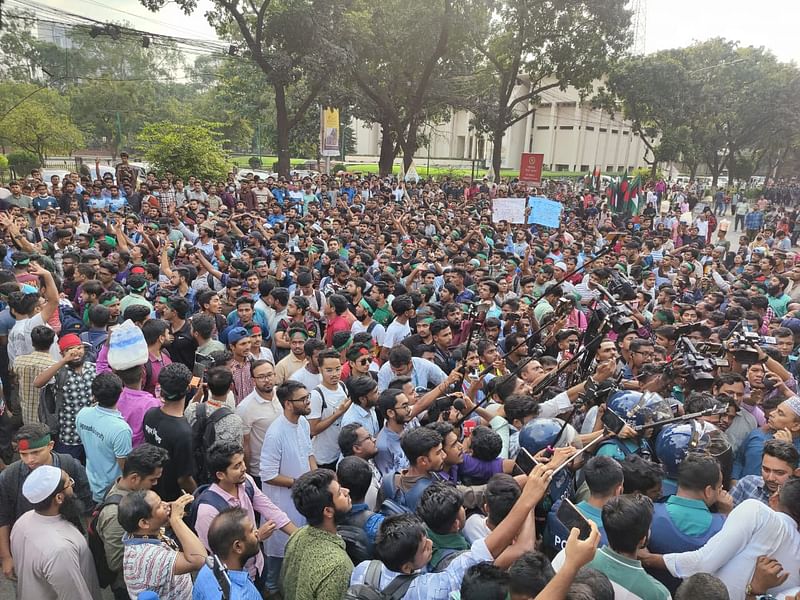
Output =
[
  {"x1": 492, "y1": 198, "x2": 527, "y2": 224},
  {"x1": 527, "y1": 196, "x2": 563, "y2": 228}
]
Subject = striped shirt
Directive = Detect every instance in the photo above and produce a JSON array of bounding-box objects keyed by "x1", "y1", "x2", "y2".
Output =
[{"x1": 123, "y1": 537, "x2": 192, "y2": 600}]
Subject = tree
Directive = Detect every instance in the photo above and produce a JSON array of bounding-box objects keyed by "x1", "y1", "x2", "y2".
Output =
[
  {"x1": 141, "y1": 0, "x2": 345, "y2": 177},
  {"x1": 136, "y1": 122, "x2": 229, "y2": 180},
  {"x1": 466, "y1": 0, "x2": 632, "y2": 178},
  {"x1": 598, "y1": 39, "x2": 800, "y2": 186},
  {"x1": 0, "y1": 83, "x2": 84, "y2": 163},
  {"x1": 340, "y1": 0, "x2": 472, "y2": 175}
]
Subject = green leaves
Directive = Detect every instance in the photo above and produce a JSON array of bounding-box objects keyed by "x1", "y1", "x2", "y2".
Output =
[{"x1": 136, "y1": 122, "x2": 230, "y2": 180}]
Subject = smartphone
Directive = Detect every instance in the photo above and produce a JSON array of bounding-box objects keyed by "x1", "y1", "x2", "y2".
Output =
[
  {"x1": 191, "y1": 354, "x2": 213, "y2": 388},
  {"x1": 514, "y1": 447, "x2": 540, "y2": 475},
  {"x1": 601, "y1": 409, "x2": 627, "y2": 435},
  {"x1": 556, "y1": 499, "x2": 593, "y2": 540}
]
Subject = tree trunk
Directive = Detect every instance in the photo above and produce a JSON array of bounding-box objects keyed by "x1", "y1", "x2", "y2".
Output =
[
  {"x1": 274, "y1": 84, "x2": 291, "y2": 177},
  {"x1": 492, "y1": 129, "x2": 504, "y2": 181},
  {"x1": 403, "y1": 124, "x2": 419, "y2": 172},
  {"x1": 649, "y1": 160, "x2": 658, "y2": 180},
  {"x1": 378, "y1": 122, "x2": 395, "y2": 177},
  {"x1": 689, "y1": 163, "x2": 698, "y2": 180}
]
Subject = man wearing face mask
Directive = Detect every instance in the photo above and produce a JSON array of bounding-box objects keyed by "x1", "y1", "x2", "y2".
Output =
[
  {"x1": 10, "y1": 465, "x2": 101, "y2": 599},
  {"x1": 33, "y1": 334, "x2": 97, "y2": 462}
]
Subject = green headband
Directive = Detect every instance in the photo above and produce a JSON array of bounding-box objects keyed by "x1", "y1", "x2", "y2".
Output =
[
  {"x1": 18, "y1": 433, "x2": 51, "y2": 451},
  {"x1": 418, "y1": 316, "x2": 435, "y2": 324},
  {"x1": 359, "y1": 298, "x2": 374, "y2": 315},
  {"x1": 334, "y1": 334, "x2": 353, "y2": 352}
]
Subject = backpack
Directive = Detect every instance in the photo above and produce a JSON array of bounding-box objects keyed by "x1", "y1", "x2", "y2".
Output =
[
  {"x1": 80, "y1": 331, "x2": 108, "y2": 364},
  {"x1": 38, "y1": 367, "x2": 71, "y2": 436},
  {"x1": 185, "y1": 479, "x2": 255, "y2": 532},
  {"x1": 366, "y1": 321, "x2": 378, "y2": 336},
  {"x1": 312, "y1": 383, "x2": 348, "y2": 415},
  {"x1": 430, "y1": 548, "x2": 467, "y2": 573},
  {"x1": 378, "y1": 473, "x2": 430, "y2": 516},
  {"x1": 343, "y1": 560, "x2": 420, "y2": 600},
  {"x1": 59, "y1": 304, "x2": 85, "y2": 335},
  {"x1": 87, "y1": 493, "x2": 123, "y2": 588},
  {"x1": 337, "y1": 509, "x2": 375, "y2": 565},
  {"x1": 191, "y1": 403, "x2": 234, "y2": 484}
]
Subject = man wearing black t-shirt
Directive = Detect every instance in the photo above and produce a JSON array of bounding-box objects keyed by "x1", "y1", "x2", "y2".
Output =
[{"x1": 143, "y1": 363, "x2": 196, "y2": 501}]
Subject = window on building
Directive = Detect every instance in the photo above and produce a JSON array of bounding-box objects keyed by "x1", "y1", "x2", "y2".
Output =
[
  {"x1": 622, "y1": 130, "x2": 629, "y2": 135},
  {"x1": 559, "y1": 125, "x2": 573, "y2": 130},
  {"x1": 628, "y1": 166, "x2": 635, "y2": 172},
  {"x1": 555, "y1": 164, "x2": 570, "y2": 172},
  {"x1": 580, "y1": 164, "x2": 589, "y2": 172},
  {"x1": 611, "y1": 129, "x2": 619, "y2": 134},
  {"x1": 600, "y1": 128, "x2": 608, "y2": 133},
  {"x1": 536, "y1": 125, "x2": 549, "y2": 130},
  {"x1": 606, "y1": 165, "x2": 614, "y2": 171},
  {"x1": 585, "y1": 126, "x2": 595, "y2": 131},
  {"x1": 617, "y1": 165, "x2": 625, "y2": 172}
]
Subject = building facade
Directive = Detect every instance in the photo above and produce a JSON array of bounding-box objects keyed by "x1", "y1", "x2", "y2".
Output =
[{"x1": 351, "y1": 79, "x2": 650, "y2": 175}]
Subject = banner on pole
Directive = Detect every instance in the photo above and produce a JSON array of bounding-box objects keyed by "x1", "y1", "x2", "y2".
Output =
[
  {"x1": 320, "y1": 107, "x2": 340, "y2": 156},
  {"x1": 519, "y1": 153, "x2": 544, "y2": 184}
]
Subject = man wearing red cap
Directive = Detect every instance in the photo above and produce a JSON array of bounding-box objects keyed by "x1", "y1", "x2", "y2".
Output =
[{"x1": 33, "y1": 333, "x2": 96, "y2": 462}]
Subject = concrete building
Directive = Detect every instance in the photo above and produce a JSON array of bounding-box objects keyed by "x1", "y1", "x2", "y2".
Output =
[{"x1": 351, "y1": 78, "x2": 650, "y2": 175}]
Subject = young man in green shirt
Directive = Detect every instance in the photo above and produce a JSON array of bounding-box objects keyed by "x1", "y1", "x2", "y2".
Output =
[{"x1": 281, "y1": 469, "x2": 354, "y2": 599}]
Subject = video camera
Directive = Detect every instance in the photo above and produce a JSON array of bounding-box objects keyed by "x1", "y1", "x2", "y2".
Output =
[
  {"x1": 671, "y1": 338, "x2": 716, "y2": 391},
  {"x1": 727, "y1": 329, "x2": 776, "y2": 365}
]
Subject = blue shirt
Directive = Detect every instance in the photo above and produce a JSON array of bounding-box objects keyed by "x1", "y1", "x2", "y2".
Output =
[
  {"x1": 193, "y1": 565, "x2": 261, "y2": 600},
  {"x1": 664, "y1": 495, "x2": 716, "y2": 536},
  {"x1": 730, "y1": 475, "x2": 771, "y2": 506},
  {"x1": 32, "y1": 195, "x2": 58, "y2": 211},
  {"x1": 75, "y1": 406, "x2": 132, "y2": 502}
]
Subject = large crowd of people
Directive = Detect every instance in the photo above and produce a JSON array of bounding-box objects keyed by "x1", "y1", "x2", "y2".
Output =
[{"x1": 0, "y1": 159, "x2": 799, "y2": 600}]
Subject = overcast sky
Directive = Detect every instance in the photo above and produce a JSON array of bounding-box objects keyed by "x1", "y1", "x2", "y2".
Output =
[{"x1": 35, "y1": 0, "x2": 800, "y2": 65}]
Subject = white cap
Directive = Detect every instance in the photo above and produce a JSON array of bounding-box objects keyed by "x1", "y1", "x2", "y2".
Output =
[{"x1": 22, "y1": 465, "x2": 62, "y2": 504}]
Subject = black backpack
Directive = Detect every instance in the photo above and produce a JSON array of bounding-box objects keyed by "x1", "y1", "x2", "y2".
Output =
[
  {"x1": 87, "y1": 493, "x2": 123, "y2": 588},
  {"x1": 343, "y1": 560, "x2": 420, "y2": 600},
  {"x1": 337, "y1": 509, "x2": 375, "y2": 565},
  {"x1": 185, "y1": 479, "x2": 255, "y2": 532},
  {"x1": 80, "y1": 331, "x2": 108, "y2": 364},
  {"x1": 191, "y1": 403, "x2": 233, "y2": 484}
]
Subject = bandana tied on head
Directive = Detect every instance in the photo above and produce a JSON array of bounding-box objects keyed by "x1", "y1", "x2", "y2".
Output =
[
  {"x1": 334, "y1": 334, "x2": 353, "y2": 352},
  {"x1": 17, "y1": 433, "x2": 51, "y2": 452}
]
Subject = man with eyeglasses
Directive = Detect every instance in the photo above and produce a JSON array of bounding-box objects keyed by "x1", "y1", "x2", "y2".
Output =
[
  {"x1": 11, "y1": 465, "x2": 101, "y2": 599},
  {"x1": 260, "y1": 380, "x2": 316, "y2": 595},
  {"x1": 237, "y1": 360, "x2": 283, "y2": 487},
  {"x1": 622, "y1": 338, "x2": 655, "y2": 382}
]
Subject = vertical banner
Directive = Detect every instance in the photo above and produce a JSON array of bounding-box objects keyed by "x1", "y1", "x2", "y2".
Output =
[
  {"x1": 320, "y1": 107, "x2": 340, "y2": 156},
  {"x1": 519, "y1": 152, "x2": 544, "y2": 184}
]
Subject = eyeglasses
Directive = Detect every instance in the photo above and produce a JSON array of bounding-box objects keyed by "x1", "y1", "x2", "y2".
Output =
[
  {"x1": 63, "y1": 477, "x2": 75, "y2": 490},
  {"x1": 355, "y1": 434, "x2": 375, "y2": 445},
  {"x1": 356, "y1": 358, "x2": 371, "y2": 366},
  {"x1": 291, "y1": 393, "x2": 310, "y2": 403},
  {"x1": 253, "y1": 373, "x2": 274, "y2": 380}
]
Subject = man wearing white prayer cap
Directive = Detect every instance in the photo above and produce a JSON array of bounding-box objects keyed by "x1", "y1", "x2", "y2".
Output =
[
  {"x1": 732, "y1": 396, "x2": 800, "y2": 481},
  {"x1": 10, "y1": 465, "x2": 102, "y2": 599}
]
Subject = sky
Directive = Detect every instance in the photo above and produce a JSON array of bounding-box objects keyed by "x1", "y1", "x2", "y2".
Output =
[{"x1": 30, "y1": 0, "x2": 800, "y2": 65}]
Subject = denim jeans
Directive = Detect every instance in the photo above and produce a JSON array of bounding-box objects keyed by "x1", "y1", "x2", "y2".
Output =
[{"x1": 265, "y1": 555, "x2": 283, "y2": 594}]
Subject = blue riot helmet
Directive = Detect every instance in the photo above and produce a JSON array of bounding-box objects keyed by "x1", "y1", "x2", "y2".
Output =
[
  {"x1": 653, "y1": 420, "x2": 731, "y2": 480},
  {"x1": 519, "y1": 417, "x2": 577, "y2": 456},
  {"x1": 607, "y1": 391, "x2": 673, "y2": 429}
]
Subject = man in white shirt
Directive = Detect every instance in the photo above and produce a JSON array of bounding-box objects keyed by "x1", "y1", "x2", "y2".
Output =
[
  {"x1": 380, "y1": 295, "x2": 414, "y2": 362},
  {"x1": 236, "y1": 359, "x2": 283, "y2": 485},
  {"x1": 259, "y1": 380, "x2": 316, "y2": 595},
  {"x1": 289, "y1": 338, "x2": 325, "y2": 390},
  {"x1": 641, "y1": 478, "x2": 800, "y2": 600},
  {"x1": 308, "y1": 350, "x2": 352, "y2": 470}
]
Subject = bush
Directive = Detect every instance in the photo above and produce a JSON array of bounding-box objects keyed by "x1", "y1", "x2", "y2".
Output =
[
  {"x1": 331, "y1": 163, "x2": 347, "y2": 174},
  {"x1": 8, "y1": 150, "x2": 39, "y2": 178},
  {"x1": 248, "y1": 156, "x2": 262, "y2": 169}
]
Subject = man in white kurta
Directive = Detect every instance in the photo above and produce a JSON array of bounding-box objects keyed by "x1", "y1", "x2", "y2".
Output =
[{"x1": 10, "y1": 465, "x2": 102, "y2": 600}]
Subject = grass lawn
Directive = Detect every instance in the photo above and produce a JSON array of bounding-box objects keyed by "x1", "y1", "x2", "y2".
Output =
[{"x1": 230, "y1": 155, "x2": 588, "y2": 180}]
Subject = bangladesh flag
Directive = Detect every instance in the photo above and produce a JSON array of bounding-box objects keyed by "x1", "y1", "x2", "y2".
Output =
[{"x1": 628, "y1": 174, "x2": 643, "y2": 215}]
